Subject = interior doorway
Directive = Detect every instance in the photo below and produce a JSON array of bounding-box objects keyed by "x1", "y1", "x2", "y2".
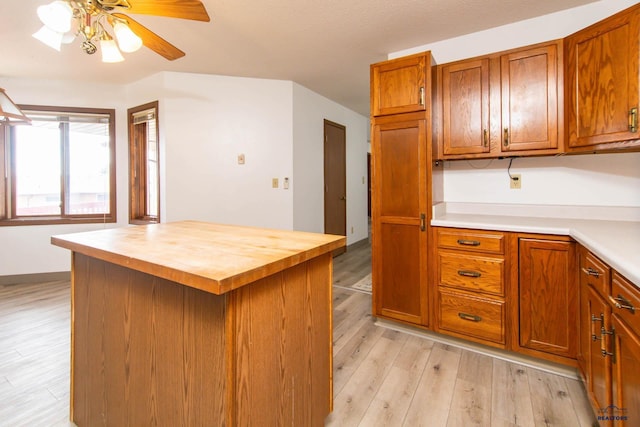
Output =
[{"x1": 324, "y1": 119, "x2": 347, "y2": 256}]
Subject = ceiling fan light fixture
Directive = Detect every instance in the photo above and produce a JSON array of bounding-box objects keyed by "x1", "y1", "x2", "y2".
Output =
[
  {"x1": 32, "y1": 25, "x2": 64, "y2": 51},
  {"x1": 113, "y1": 21, "x2": 142, "y2": 53},
  {"x1": 99, "y1": 32, "x2": 124, "y2": 63},
  {"x1": 36, "y1": 1, "x2": 73, "y2": 33}
]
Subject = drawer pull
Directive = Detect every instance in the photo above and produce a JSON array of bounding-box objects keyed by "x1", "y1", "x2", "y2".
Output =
[
  {"x1": 458, "y1": 312, "x2": 482, "y2": 322},
  {"x1": 457, "y1": 270, "x2": 481, "y2": 278},
  {"x1": 457, "y1": 239, "x2": 481, "y2": 247},
  {"x1": 609, "y1": 294, "x2": 635, "y2": 314},
  {"x1": 581, "y1": 267, "x2": 601, "y2": 278}
]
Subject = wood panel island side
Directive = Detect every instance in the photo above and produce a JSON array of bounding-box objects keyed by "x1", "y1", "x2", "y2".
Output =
[{"x1": 51, "y1": 220, "x2": 346, "y2": 427}]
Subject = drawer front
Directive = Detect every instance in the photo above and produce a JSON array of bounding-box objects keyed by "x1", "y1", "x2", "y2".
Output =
[
  {"x1": 438, "y1": 252, "x2": 504, "y2": 296},
  {"x1": 580, "y1": 250, "x2": 610, "y2": 298},
  {"x1": 438, "y1": 290, "x2": 505, "y2": 344},
  {"x1": 437, "y1": 228, "x2": 505, "y2": 254},
  {"x1": 610, "y1": 271, "x2": 640, "y2": 337}
]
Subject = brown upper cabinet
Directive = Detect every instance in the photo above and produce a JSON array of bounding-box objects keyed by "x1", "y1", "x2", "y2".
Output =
[
  {"x1": 565, "y1": 3, "x2": 640, "y2": 151},
  {"x1": 435, "y1": 40, "x2": 563, "y2": 159},
  {"x1": 371, "y1": 52, "x2": 428, "y2": 116},
  {"x1": 440, "y1": 58, "x2": 491, "y2": 156}
]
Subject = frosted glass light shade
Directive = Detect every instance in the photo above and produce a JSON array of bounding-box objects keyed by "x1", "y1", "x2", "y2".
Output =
[
  {"x1": 32, "y1": 25, "x2": 64, "y2": 51},
  {"x1": 113, "y1": 22, "x2": 142, "y2": 53},
  {"x1": 100, "y1": 38, "x2": 124, "y2": 62},
  {"x1": 37, "y1": 1, "x2": 73, "y2": 33}
]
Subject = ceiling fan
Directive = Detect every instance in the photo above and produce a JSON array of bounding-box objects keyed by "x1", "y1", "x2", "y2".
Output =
[{"x1": 33, "y1": 0, "x2": 211, "y2": 62}]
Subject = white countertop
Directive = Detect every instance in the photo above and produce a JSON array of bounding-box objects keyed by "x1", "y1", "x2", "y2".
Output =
[{"x1": 431, "y1": 203, "x2": 640, "y2": 288}]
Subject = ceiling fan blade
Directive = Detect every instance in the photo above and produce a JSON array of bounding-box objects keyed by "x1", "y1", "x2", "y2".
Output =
[
  {"x1": 118, "y1": 0, "x2": 210, "y2": 22},
  {"x1": 111, "y1": 13, "x2": 185, "y2": 60}
]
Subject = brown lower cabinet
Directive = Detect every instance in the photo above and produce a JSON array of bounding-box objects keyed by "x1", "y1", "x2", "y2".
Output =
[
  {"x1": 432, "y1": 228, "x2": 579, "y2": 365},
  {"x1": 516, "y1": 237, "x2": 578, "y2": 364},
  {"x1": 579, "y1": 247, "x2": 640, "y2": 426}
]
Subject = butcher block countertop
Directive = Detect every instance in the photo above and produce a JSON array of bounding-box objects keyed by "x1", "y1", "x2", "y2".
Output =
[{"x1": 51, "y1": 220, "x2": 346, "y2": 295}]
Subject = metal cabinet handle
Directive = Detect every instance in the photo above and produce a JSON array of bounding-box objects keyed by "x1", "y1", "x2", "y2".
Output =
[
  {"x1": 591, "y1": 314, "x2": 603, "y2": 341},
  {"x1": 456, "y1": 239, "x2": 480, "y2": 247},
  {"x1": 457, "y1": 270, "x2": 481, "y2": 278},
  {"x1": 483, "y1": 129, "x2": 488, "y2": 147},
  {"x1": 420, "y1": 213, "x2": 426, "y2": 232},
  {"x1": 630, "y1": 107, "x2": 638, "y2": 133},
  {"x1": 419, "y1": 87, "x2": 425, "y2": 106},
  {"x1": 581, "y1": 267, "x2": 601, "y2": 278},
  {"x1": 609, "y1": 294, "x2": 635, "y2": 314},
  {"x1": 458, "y1": 312, "x2": 482, "y2": 322},
  {"x1": 503, "y1": 128, "x2": 509, "y2": 146}
]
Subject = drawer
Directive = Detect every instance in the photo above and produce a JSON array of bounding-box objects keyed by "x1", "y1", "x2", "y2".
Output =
[
  {"x1": 580, "y1": 250, "x2": 610, "y2": 298},
  {"x1": 438, "y1": 252, "x2": 504, "y2": 296},
  {"x1": 438, "y1": 289, "x2": 505, "y2": 345},
  {"x1": 437, "y1": 228, "x2": 505, "y2": 254},
  {"x1": 610, "y1": 271, "x2": 640, "y2": 337}
]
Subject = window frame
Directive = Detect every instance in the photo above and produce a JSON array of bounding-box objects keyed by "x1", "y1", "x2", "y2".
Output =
[
  {"x1": 128, "y1": 101, "x2": 160, "y2": 225},
  {"x1": 0, "y1": 105, "x2": 116, "y2": 226}
]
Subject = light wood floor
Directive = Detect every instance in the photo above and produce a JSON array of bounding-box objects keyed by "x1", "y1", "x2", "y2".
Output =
[{"x1": 0, "y1": 238, "x2": 597, "y2": 426}]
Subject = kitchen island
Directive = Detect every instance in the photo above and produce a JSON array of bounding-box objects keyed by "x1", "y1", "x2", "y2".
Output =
[{"x1": 51, "y1": 221, "x2": 345, "y2": 427}]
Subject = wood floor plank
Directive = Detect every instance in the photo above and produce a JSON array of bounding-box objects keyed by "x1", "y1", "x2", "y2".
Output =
[
  {"x1": 403, "y1": 343, "x2": 462, "y2": 426},
  {"x1": 491, "y1": 359, "x2": 535, "y2": 427},
  {"x1": 527, "y1": 368, "x2": 584, "y2": 427},
  {"x1": 358, "y1": 335, "x2": 433, "y2": 426},
  {"x1": 564, "y1": 377, "x2": 598, "y2": 427},
  {"x1": 332, "y1": 316, "x2": 385, "y2": 396},
  {"x1": 327, "y1": 329, "x2": 407, "y2": 426},
  {"x1": 446, "y1": 351, "x2": 493, "y2": 427}
]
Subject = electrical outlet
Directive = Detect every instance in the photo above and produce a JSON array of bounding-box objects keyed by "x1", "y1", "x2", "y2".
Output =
[{"x1": 510, "y1": 174, "x2": 522, "y2": 189}]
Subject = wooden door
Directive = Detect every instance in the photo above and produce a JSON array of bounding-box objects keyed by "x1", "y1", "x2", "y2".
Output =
[
  {"x1": 370, "y1": 53, "x2": 427, "y2": 117},
  {"x1": 501, "y1": 42, "x2": 560, "y2": 152},
  {"x1": 371, "y1": 118, "x2": 428, "y2": 326},
  {"x1": 519, "y1": 238, "x2": 578, "y2": 359},
  {"x1": 611, "y1": 315, "x2": 640, "y2": 426},
  {"x1": 441, "y1": 58, "x2": 491, "y2": 155},
  {"x1": 324, "y1": 120, "x2": 346, "y2": 256},
  {"x1": 566, "y1": 4, "x2": 640, "y2": 148}
]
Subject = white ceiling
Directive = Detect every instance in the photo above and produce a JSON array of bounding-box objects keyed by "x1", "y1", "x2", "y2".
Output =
[{"x1": 2, "y1": 0, "x2": 596, "y2": 116}]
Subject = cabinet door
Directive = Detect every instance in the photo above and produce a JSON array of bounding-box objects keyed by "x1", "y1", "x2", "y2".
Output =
[
  {"x1": 565, "y1": 4, "x2": 640, "y2": 148},
  {"x1": 501, "y1": 42, "x2": 560, "y2": 152},
  {"x1": 371, "y1": 53, "x2": 427, "y2": 116},
  {"x1": 519, "y1": 238, "x2": 577, "y2": 359},
  {"x1": 371, "y1": 119, "x2": 428, "y2": 326},
  {"x1": 441, "y1": 58, "x2": 491, "y2": 155},
  {"x1": 611, "y1": 315, "x2": 640, "y2": 427},
  {"x1": 585, "y1": 286, "x2": 612, "y2": 424}
]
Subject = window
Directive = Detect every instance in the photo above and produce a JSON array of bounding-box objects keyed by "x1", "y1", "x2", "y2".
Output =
[
  {"x1": 128, "y1": 101, "x2": 160, "y2": 224},
  {"x1": 0, "y1": 105, "x2": 116, "y2": 225}
]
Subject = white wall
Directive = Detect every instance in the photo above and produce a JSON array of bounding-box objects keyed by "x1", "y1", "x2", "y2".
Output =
[
  {"x1": 390, "y1": 0, "x2": 640, "y2": 208},
  {"x1": 0, "y1": 77, "x2": 130, "y2": 276},
  {"x1": 138, "y1": 72, "x2": 296, "y2": 230},
  {"x1": 292, "y1": 83, "x2": 369, "y2": 245},
  {"x1": 1, "y1": 72, "x2": 369, "y2": 276},
  {"x1": 443, "y1": 153, "x2": 640, "y2": 206}
]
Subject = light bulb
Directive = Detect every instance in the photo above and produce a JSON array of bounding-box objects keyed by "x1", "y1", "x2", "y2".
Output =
[
  {"x1": 100, "y1": 36, "x2": 124, "y2": 63},
  {"x1": 37, "y1": 1, "x2": 73, "y2": 33},
  {"x1": 113, "y1": 22, "x2": 142, "y2": 53},
  {"x1": 33, "y1": 25, "x2": 64, "y2": 51}
]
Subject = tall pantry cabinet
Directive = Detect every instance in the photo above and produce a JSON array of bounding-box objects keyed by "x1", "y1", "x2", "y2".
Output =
[{"x1": 370, "y1": 52, "x2": 442, "y2": 327}]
